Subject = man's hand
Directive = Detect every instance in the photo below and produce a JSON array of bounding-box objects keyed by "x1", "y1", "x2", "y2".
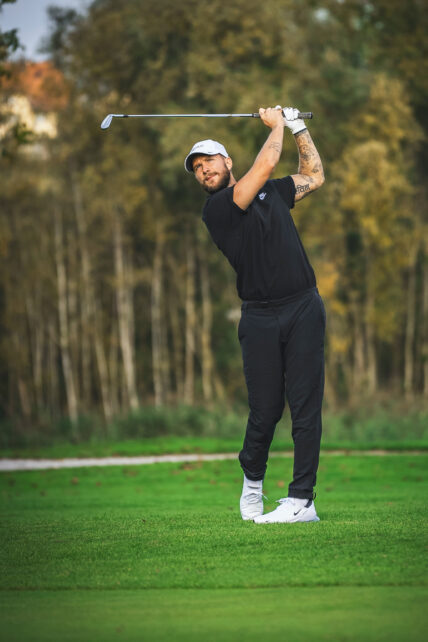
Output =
[
  {"x1": 259, "y1": 106, "x2": 285, "y2": 130},
  {"x1": 281, "y1": 106, "x2": 307, "y2": 136}
]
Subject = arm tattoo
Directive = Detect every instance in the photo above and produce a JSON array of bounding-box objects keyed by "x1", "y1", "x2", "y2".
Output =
[
  {"x1": 269, "y1": 142, "x2": 282, "y2": 153},
  {"x1": 299, "y1": 144, "x2": 315, "y2": 162},
  {"x1": 296, "y1": 184, "x2": 310, "y2": 194},
  {"x1": 295, "y1": 130, "x2": 324, "y2": 183}
]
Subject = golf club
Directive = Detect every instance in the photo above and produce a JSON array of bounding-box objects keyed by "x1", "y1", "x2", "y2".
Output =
[{"x1": 100, "y1": 111, "x2": 313, "y2": 130}]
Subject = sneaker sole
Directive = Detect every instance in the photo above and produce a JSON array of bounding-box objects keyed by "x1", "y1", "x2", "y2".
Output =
[
  {"x1": 253, "y1": 514, "x2": 320, "y2": 524},
  {"x1": 241, "y1": 512, "x2": 263, "y2": 520}
]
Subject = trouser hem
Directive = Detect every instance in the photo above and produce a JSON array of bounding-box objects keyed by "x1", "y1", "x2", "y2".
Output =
[
  {"x1": 239, "y1": 461, "x2": 265, "y2": 482},
  {"x1": 288, "y1": 488, "x2": 316, "y2": 500}
]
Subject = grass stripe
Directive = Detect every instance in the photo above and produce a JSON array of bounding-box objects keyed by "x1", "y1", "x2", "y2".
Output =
[{"x1": 1, "y1": 587, "x2": 427, "y2": 641}]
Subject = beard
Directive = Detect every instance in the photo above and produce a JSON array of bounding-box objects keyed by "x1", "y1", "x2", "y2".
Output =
[{"x1": 202, "y1": 166, "x2": 231, "y2": 194}]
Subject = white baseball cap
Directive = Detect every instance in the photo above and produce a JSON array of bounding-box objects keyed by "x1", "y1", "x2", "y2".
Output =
[{"x1": 184, "y1": 139, "x2": 229, "y2": 173}]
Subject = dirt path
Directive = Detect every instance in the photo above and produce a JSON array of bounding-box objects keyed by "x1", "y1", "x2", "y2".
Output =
[{"x1": 0, "y1": 450, "x2": 425, "y2": 472}]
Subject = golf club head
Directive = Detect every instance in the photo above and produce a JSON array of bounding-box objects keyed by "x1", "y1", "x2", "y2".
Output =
[{"x1": 100, "y1": 114, "x2": 114, "y2": 129}]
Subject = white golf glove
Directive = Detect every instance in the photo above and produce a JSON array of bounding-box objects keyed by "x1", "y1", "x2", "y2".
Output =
[{"x1": 275, "y1": 105, "x2": 307, "y2": 135}]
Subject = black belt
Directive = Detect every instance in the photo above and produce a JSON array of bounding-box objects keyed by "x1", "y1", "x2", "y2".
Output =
[{"x1": 241, "y1": 286, "x2": 318, "y2": 310}]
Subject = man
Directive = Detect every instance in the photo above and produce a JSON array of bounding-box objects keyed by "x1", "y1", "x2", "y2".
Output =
[{"x1": 184, "y1": 106, "x2": 326, "y2": 524}]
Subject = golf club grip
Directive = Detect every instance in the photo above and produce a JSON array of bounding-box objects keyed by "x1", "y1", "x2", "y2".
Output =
[{"x1": 252, "y1": 112, "x2": 313, "y2": 119}]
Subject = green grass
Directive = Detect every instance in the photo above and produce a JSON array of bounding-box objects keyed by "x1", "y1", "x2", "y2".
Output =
[
  {"x1": 2, "y1": 436, "x2": 427, "y2": 460},
  {"x1": 0, "y1": 587, "x2": 426, "y2": 642},
  {"x1": 1, "y1": 454, "x2": 427, "y2": 640}
]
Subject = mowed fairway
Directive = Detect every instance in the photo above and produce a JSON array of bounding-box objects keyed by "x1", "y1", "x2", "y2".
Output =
[{"x1": 1, "y1": 454, "x2": 427, "y2": 641}]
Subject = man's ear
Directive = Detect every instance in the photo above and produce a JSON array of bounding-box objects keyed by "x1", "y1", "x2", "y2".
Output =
[{"x1": 225, "y1": 157, "x2": 233, "y2": 171}]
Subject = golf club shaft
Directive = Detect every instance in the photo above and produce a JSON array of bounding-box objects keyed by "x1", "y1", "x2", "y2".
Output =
[
  {"x1": 113, "y1": 113, "x2": 312, "y2": 118},
  {"x1": 101, "y1": 112, "x2": 313, "y2": 129}
]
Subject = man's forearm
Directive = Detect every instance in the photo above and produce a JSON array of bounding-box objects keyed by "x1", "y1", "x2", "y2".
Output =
[
  {"x1": 231, "y1": 108, "x2": 285, "y2": 210},
  {"x1": 294, "y1": 129, "x2": 324, "y2": 183},
  {"x1": 254, "y1": 125, "x2": 284, "y2": 173}
]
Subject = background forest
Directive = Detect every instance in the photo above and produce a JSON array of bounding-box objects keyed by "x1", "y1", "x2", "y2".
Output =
[{"x1": 0, "y1": 0, "x2": 427, "y2": 447}]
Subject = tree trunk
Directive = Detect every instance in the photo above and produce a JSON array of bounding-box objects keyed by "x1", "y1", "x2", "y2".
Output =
[
  {"x1": 160, "y1": 290, "x2": 171, "y2": 404},
  {"x1": 25, "y1": 291, "x2": 44, "y2": 418},
  {"x1": 351, "y1": 302, "x2": 366, "y2": 401},
  {"x1": 169, "y1": 287, "x2": 184, "y2": 405},
  {"x1": 165, "y1": 253, "x2": 185, "y2": 403},
  {"x1": 323, "y1": 353, "x2": 336, "y2": 411},
  {"x1": 10, "y1": 314, "x2": 32, "y2": 421},
  {"x1": 34, "y1": 311, "x2": 44, "y2": 417},
  {"x1": 66, "y1": 227, "x2": 80, "y2": 404},
  {"x1": 72, "y1": 174, "x2": 112, "y2": 423},
  {"x1": 47, "y1": 317, "x2": 60, "y2": 421},
  {"x1": 71, "y1": 177, "x2": 90, "y2": 409},
  {"x1": 93, "y1": 320, "x2": 113, "y2": 424},
  {"x1": 170, "y1": 306, "x2": 184, "y2": 402},
  {"x1": 54, "y1": 208, "x2": 78, "y2": 424},
  {"x1": 365, "y1": 283, "x2": 377, "y2": 395},
  {"x1": 422, "y1": 246, "x2": 428, "y2": 398},
  {"x1": 404, "y1": 246, "x2": 418, "y2": 400},
  {"x1": 151, "y1": 221, "x2": 166, "y2": 407},
  {"x1": 113, "y1": 208, "x2": 139, "y2": 411},
  {"x1": 17, "y1": 375, "x2": 32, "y2": 421},
  {"x1": 199, "y1": 248, "x2": 214, "y2": 405},
  {"x1": 184, "y1": 232, "x2": 196, "y2": 405},
  {"x1": 213, "y1": 371, "x2": 226, "y2": 402},
  {"x1": 109, "y1": 310, "x2": 120, "y2": 414}
]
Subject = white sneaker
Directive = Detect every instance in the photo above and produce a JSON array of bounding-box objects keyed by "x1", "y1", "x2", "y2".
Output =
[
  {"x1": 253, "y1": 496, "x2": 320, "y2": 524},
  {"x1": 240, "y1": 476, "x2": 265, "y2": 521}
]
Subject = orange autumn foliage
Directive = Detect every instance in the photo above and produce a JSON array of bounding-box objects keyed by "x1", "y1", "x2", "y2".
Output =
[{"x1": 2, "y1": 61, "x2": 69, "y2": 112}]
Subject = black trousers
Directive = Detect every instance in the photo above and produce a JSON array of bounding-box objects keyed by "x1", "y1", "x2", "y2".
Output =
[{"x1": 238, "y1": 286, "x2": 326, "y2": 500}]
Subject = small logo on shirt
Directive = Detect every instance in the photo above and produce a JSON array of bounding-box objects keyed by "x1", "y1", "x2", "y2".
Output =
[{"x1": 258, "y1": 192, "x2": 267, "y2": 200}]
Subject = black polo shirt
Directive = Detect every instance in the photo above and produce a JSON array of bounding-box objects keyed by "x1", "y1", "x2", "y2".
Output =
[{"x1": 202, "y1": 176, "x2": 316, "y2": 301}]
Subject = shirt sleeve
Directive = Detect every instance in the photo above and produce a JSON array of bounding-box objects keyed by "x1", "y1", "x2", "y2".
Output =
[
  {"x1": 272, "y1": 175, "x2": 296, "y2": 210},
  {"x1": 202, "y1": 186, "x2": 246, "y2": 249}
]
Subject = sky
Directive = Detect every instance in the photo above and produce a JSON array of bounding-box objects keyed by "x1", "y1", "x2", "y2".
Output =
[{"x1": 1, "y1": 0, "x2": 91, "y2": 61}]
